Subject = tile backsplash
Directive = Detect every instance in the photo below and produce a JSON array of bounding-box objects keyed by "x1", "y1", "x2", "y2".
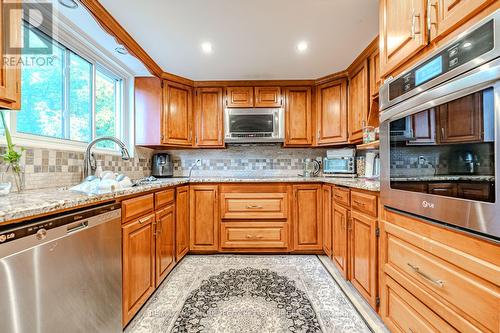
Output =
[{"x1": 0, "y1": 145, "x2": 153, "y2": 190}]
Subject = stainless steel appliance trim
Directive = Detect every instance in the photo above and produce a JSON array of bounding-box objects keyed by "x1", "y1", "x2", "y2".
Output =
[{"x1": 380, "y1": 10, "x2": 500, "y2": 111}]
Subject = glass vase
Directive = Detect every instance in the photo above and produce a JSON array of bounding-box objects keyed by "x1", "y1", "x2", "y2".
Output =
[{"x1": 1, "y1": 163, "x2": 25, "y2": 193}]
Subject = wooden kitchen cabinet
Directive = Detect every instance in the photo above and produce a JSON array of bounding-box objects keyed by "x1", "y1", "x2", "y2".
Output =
[
  {"x1": 349, "y1": 210, "x2": 378, "y2": 309},
  {"x1": 369, "y1": 49, "x2": 381, "y2": 98},
  {"x1": 155, "y1": 204, "x2": 175, "y2": 287},
  {"x1": 293, "y1": 184, "x2": 323, "y2": 251},
  {"x1": 284, "y1": 87, "x2": 313, "y2": 146},
  {"x1": 220, "y1": 221, "x2": 289, "y2": 250},
  {"x1": 316, "y1": 79, "x2": 348, "y2": 145},
  {"x1": 332, "y1": 202, "x2": 349, "y2": 279},
  {"x1": 408, "y1": 109, "x2": 436, "y2": 144},
  {"x1": 379, "y1": 0, "x2": 428, "y2": 76},
  {"x1": 254, "y1": 86, "x2": 281, "y2": 107},
  {"x1": 163, "y1": 81, "x2": 193, "y2": 146},
  {"x1": 175, "y1": 186, "x2": 189, "y2": 261},
  {"x1": 322, "y1": 185, "x2": 333, "y2": 257},
  {"x1": 430, "y1": 0, "x2": 497, "y2": 41},
  {"x1": 195, "y1": 87, "x2": 224, "y2": 147},
  {"x1": 348, "y1": 59, "x2": 369, "y2": 143},
  {"x1": 190, "y1": 185, "x2": 219, "y2": 251},
  {"x1": 0, "y1": 0, "x2": 21, "y2": 109},
  {"x1": 437, "y1": 91, "x2": 483, "y2": 143},
  {"x1": 122, "y1": 213, "x2": 155, "y2": 326},
  {"x1": 225, "y1": 86, "x2": 254, "y2": 107}
]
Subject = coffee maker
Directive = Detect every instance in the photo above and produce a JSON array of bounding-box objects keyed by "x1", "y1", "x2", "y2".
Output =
[{"x1": 152, "y1": 153, "x2": 173, "y2": 178}]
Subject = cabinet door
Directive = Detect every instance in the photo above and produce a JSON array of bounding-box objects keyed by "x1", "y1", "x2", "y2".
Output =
[
  {"x1": 348, "y1": 60, "x2": 369, "y2": 143},
  {"x1": 175, "y1": 185, "x2": 189, "y2": 261},
  {"x1": 135, "y1": 77, "x2": 162, "y2": 145},
  {"x1": 226, "y1": 87, "x2": 254, "y2": 107},
  {"x1": 163, "y1": 81, "x2": 193, "y2": 146},
  {"x1": 350, "y1": 211, "x2": 378, "y2": 309},
  {"x1": 155, "y1": 204, "x2": 175, "y2": 287},
  {"x1": 293, "y1": 184, "x2": 322, "y2": 251},
  {"x1": 316, "y1": 80, "x2": 348, "y2": 145},
  {"x1": 190, "y1": 185, "x2": 219, "y2": 251},
  {"x1": 0, "y1": 0, "x2": 21, "y2": 109},
  {"x1": 195, "y1": 87, "x2": 224, "y2": 147},
  {"x1": 408, "y1": 108, "x2": 436, "y2": 144},
  {"x1": 431, "y1": 0, "x2": 496, "y2": 41},
  {"x1": 379, "y1": 0, "x2": 427, "y2": 76},
  {"x1": 322, "y1": 185, "x2": 333, "y2": 257},
  {"x1": 437, "y1": 91, "x2": 483, "y2": 143},
  {"x1": 122, "y1": 214, "x2": 155, "y2": 326},
  {"x1": 332, "y1": 203, "x2": 349, "y2": 279},
  {"x1": 284, "y1": 87, "x2": 312, "y2": 146},
  {"x1": 369, "y1": 50, "x2": 381, "y2": 98},
  {"x1": 254, "y1": 86, "x2": 281, "y2": 107}
]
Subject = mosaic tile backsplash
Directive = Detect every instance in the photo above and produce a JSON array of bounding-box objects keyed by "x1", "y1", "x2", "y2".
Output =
[{"x1": 0, "y1": 145, "x2": 153, "y2": 190}]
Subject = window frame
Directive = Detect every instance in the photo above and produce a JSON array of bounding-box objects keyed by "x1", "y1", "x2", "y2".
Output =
[{"x1": 2, "y1": 8, "x2": 135, "y2": 157}]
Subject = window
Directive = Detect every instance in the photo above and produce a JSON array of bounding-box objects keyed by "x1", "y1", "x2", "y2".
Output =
[{"x1": 15, "y1": 24, "x2": 124, "y2": 150}]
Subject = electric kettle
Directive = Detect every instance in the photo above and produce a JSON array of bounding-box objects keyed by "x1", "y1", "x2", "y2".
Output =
[{"x1": 301, "y1": 158, "x2": 321, "y2": 177}]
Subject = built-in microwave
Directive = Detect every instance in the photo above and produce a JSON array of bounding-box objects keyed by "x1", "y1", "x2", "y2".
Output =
[
  {"x1": 224, "y1": 108, "x2": 284, "y2": 143},
  {"x1": 379, "y1": 10, "x2": 500, "y2": 240}
]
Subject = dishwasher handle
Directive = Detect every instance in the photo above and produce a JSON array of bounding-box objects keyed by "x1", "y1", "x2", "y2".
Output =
[{"x1": 67, "y1": 221, "x2": 89, "y2": 234}]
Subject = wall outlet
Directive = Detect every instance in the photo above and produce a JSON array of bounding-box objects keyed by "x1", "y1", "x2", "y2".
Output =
[
  {"x1": 195, "y1": 159, "x2": 202, "y2": 167},
  {"x1": 418, "y1": 156, "x2": 426, "y2": 165}
]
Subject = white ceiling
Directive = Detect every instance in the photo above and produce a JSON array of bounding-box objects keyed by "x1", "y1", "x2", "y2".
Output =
[{"x1": 97, "y1": 0, "x2": 379, "y2": 80}]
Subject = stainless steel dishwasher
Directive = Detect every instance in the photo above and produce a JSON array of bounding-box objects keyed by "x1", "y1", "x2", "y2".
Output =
[{"x1": 0, "y1": 202, "x2": 122, "y2": 333}]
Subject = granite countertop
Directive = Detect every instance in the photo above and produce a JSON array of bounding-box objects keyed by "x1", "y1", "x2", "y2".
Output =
[
  {"x1": 390, "y1": 175, "x2": 495, "y2": 182},
  {"x1": 0, "y1": 176, "x2": 379, "y2": 225}
]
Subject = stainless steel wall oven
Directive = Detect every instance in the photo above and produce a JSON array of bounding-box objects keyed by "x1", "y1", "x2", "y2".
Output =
[{"x1": 379, "y1": 10, "x2": 500, "y2": 240}]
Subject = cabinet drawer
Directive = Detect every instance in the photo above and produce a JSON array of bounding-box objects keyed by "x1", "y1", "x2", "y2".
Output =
[
  {"x1": 351, "y1": 190, "x2": 377, "y2": 216},
  {"x1": 333, "y1": 187, "x2": 350, "y2": 206},
  {"x1": 220, "y1": 222, "x2": 289, "y2": 249},
  {"x1": 383, "y1": 221, "x2": 500, "y2": 333},
  {"x1": 122, "y1": 194, "x2": 154, "y2": 222},
  {"x1": 221, "y1": 193, "x2": 288, "y2": 219},
  {"x1": 382, "y1": 276, "x2": 458, "y2": 333},
  {"x1": 155, "y1": 189, "x2": 175, "y2": 209}
]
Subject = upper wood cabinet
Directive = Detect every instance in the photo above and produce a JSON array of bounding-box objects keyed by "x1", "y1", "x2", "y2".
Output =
[
  {"x1": 348, "y1": 59, "x2": 369, "y2": 143},
  {"x1": 225, "y1": 86, "x2": 254, "y2": 107},
  {"x1": 322, "y1": 185, "x2": 333, "y2": 257},
  {"x1": 293, "y1": 184, "x2": 323, "y2": 251},
  {"x1": 430, "y1": 0, "x2": 497, "y2": 41},
  {"x1": 190, "y1": 185, "x2": 219, "y2": 251},
  {"x1": 0, "y1": 0, "x2": 21, "y2": 109},
  {"x1": 284, "y1": 87, "x2": 313, "y2": 146},
  {"x1": 379, "y1": 0, "x2": 428, "y2": 76},
  {"x1": 254, "y1": 86, "x2": 282, "y2": 107},
  {"x1": 195, "y1": 87, "x2": 224, "y2": 147},
  {"x1": 316, "y1": 79, "x2": 348, "y2": 145},
  {"x1": 369, "y1": 50, "x2": 381, "y2": 98},
  {"x1": 163, "y1": 81, "x2": 193, "y2": 146},
  {"x1": 175, "y1": 186, "x2": 189, "y2": 261},
  {"x1": 155, "y1": 204, "x2": 175, "y2": 287}
]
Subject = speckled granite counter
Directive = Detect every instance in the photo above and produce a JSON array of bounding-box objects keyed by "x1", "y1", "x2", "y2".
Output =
[
  {"x1": 391, "y1": 175, "x2": 495, "y2": 182},
  {"x1": 0, "y1": 177, "x2": 379, "y2": 225}
]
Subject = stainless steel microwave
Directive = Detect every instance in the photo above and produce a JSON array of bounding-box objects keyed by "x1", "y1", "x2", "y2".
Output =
[
  {"x1": 379, "y1": 10, "x2": 500, "y2": 240},
  {"x1": 224, "y1": 108, "x2": 284, "y2": 143}
]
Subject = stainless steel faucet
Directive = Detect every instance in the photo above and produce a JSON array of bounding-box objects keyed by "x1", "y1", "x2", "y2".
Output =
[{"x1": 83, "y1": 136, "x2": 130, "y2": 179}]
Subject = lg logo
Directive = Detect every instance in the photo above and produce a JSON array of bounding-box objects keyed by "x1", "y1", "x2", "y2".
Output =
[{"x1": 422, "y1": 200, "x2": 435, "y2": 209}]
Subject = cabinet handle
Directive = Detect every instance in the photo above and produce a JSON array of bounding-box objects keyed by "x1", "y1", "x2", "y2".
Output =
[
  {"x1": 317, "y1": 129, "x2": 320, "y2": 140},
  {"x1": 353, "y1": 200, "x2": 365, "y2": 207},
  {"x1": 246, "y1": 205, "x2": 263, "y2": 209},
  {"x1": 410, "y1": 10, "x2": 421, "y2": 39},
  {"x1": 138, "y1": 216, "x2": 150, "y2": 224},
  {"x1": 218, "y1": 129, "x2": 222, "y2": 143},
  {"x1": 426, "y1": 0, "x2": 437, "y2": 33},
  {"x1": 407, "y1": 263, "x2": 445, "y2": 288},
  {"x1": 246, "y1": 235, "x2": 263, "y2": 239},
  {"x1": 334, "y1": 194, "x2": 343, "y2": 200},
  {"x1": 441, "y1": 127, "x2": 445, "y2": 138}
]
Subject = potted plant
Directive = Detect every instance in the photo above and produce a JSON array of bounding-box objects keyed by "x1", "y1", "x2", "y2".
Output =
[{"x1": 0, "y1": 111, "x2": 24, "y2": 193}]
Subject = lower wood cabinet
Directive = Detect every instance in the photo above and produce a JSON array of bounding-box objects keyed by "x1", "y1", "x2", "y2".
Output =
[
  {"x1": 122, "y1": 213, "x2": 155, "y2": 326},
  {"x1": 220, "y1": 221, "x2": 289, "y2": 251},
  {"x1": 293, "y1": 184, "x2": 323, "y2": 251},
  {"x1": 322, "y1": 185, "x2": 333, "y2": 257},
  {"x1": 155, "y1": 204, "x2": 175, "y2": 287},
  {"x1": 190, "y1": 185, "x2": 219, "y2": 251},
  {"x1": 332, "y1": 202, "x2": 349, "y2": 279},
  {"x1": 175, "y1": 186, "x2": 189, "y2": 261},
  {"x1": 349, "y1": 210, "x2": 378, "y2": 309}
]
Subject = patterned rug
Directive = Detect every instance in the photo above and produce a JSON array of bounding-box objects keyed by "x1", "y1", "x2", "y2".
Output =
[{"x1": 126, "y1": 255, "x2": 369, "y2": 333}]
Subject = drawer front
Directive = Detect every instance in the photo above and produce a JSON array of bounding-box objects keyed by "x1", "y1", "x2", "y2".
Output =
[
  {"x1": 155, "y1": 189, "x2": 175, "y2": 209},
  {"x1": 384, "y1": 222, "x2": 500, "y2": 332},
  {"x1": 351, "y1": 190, "x2": 377, "y2": 216},
  {"x1": 333, "y1": 187, "x2": 350, "y2": 206},
  {"x1": 221, "y1": 193, "x2": 288, "y2": 219},
  {"x1": 382, "y1": 276, "x2": 458, "y2": 333},
  {"x1": 220, "y1": 222, "x2": 289, "y2": 249},
  {"x1": 122, "y1": 194, "x2": 154, "y2": 222}
]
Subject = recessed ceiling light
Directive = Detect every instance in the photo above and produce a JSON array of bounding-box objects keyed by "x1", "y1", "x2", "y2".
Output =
[
  {"x1": 58, "y1": 0, "x2": 78, "y2": 9},
  {"x1": 115, "y1": 46, "x2": 128, "y2": 55},
  {"x1": 201, "y1": 42, "x2": 213, "y2": 54},
  {"x1": 296, "y1": 41, "x2": 308, "y2": 53}
]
